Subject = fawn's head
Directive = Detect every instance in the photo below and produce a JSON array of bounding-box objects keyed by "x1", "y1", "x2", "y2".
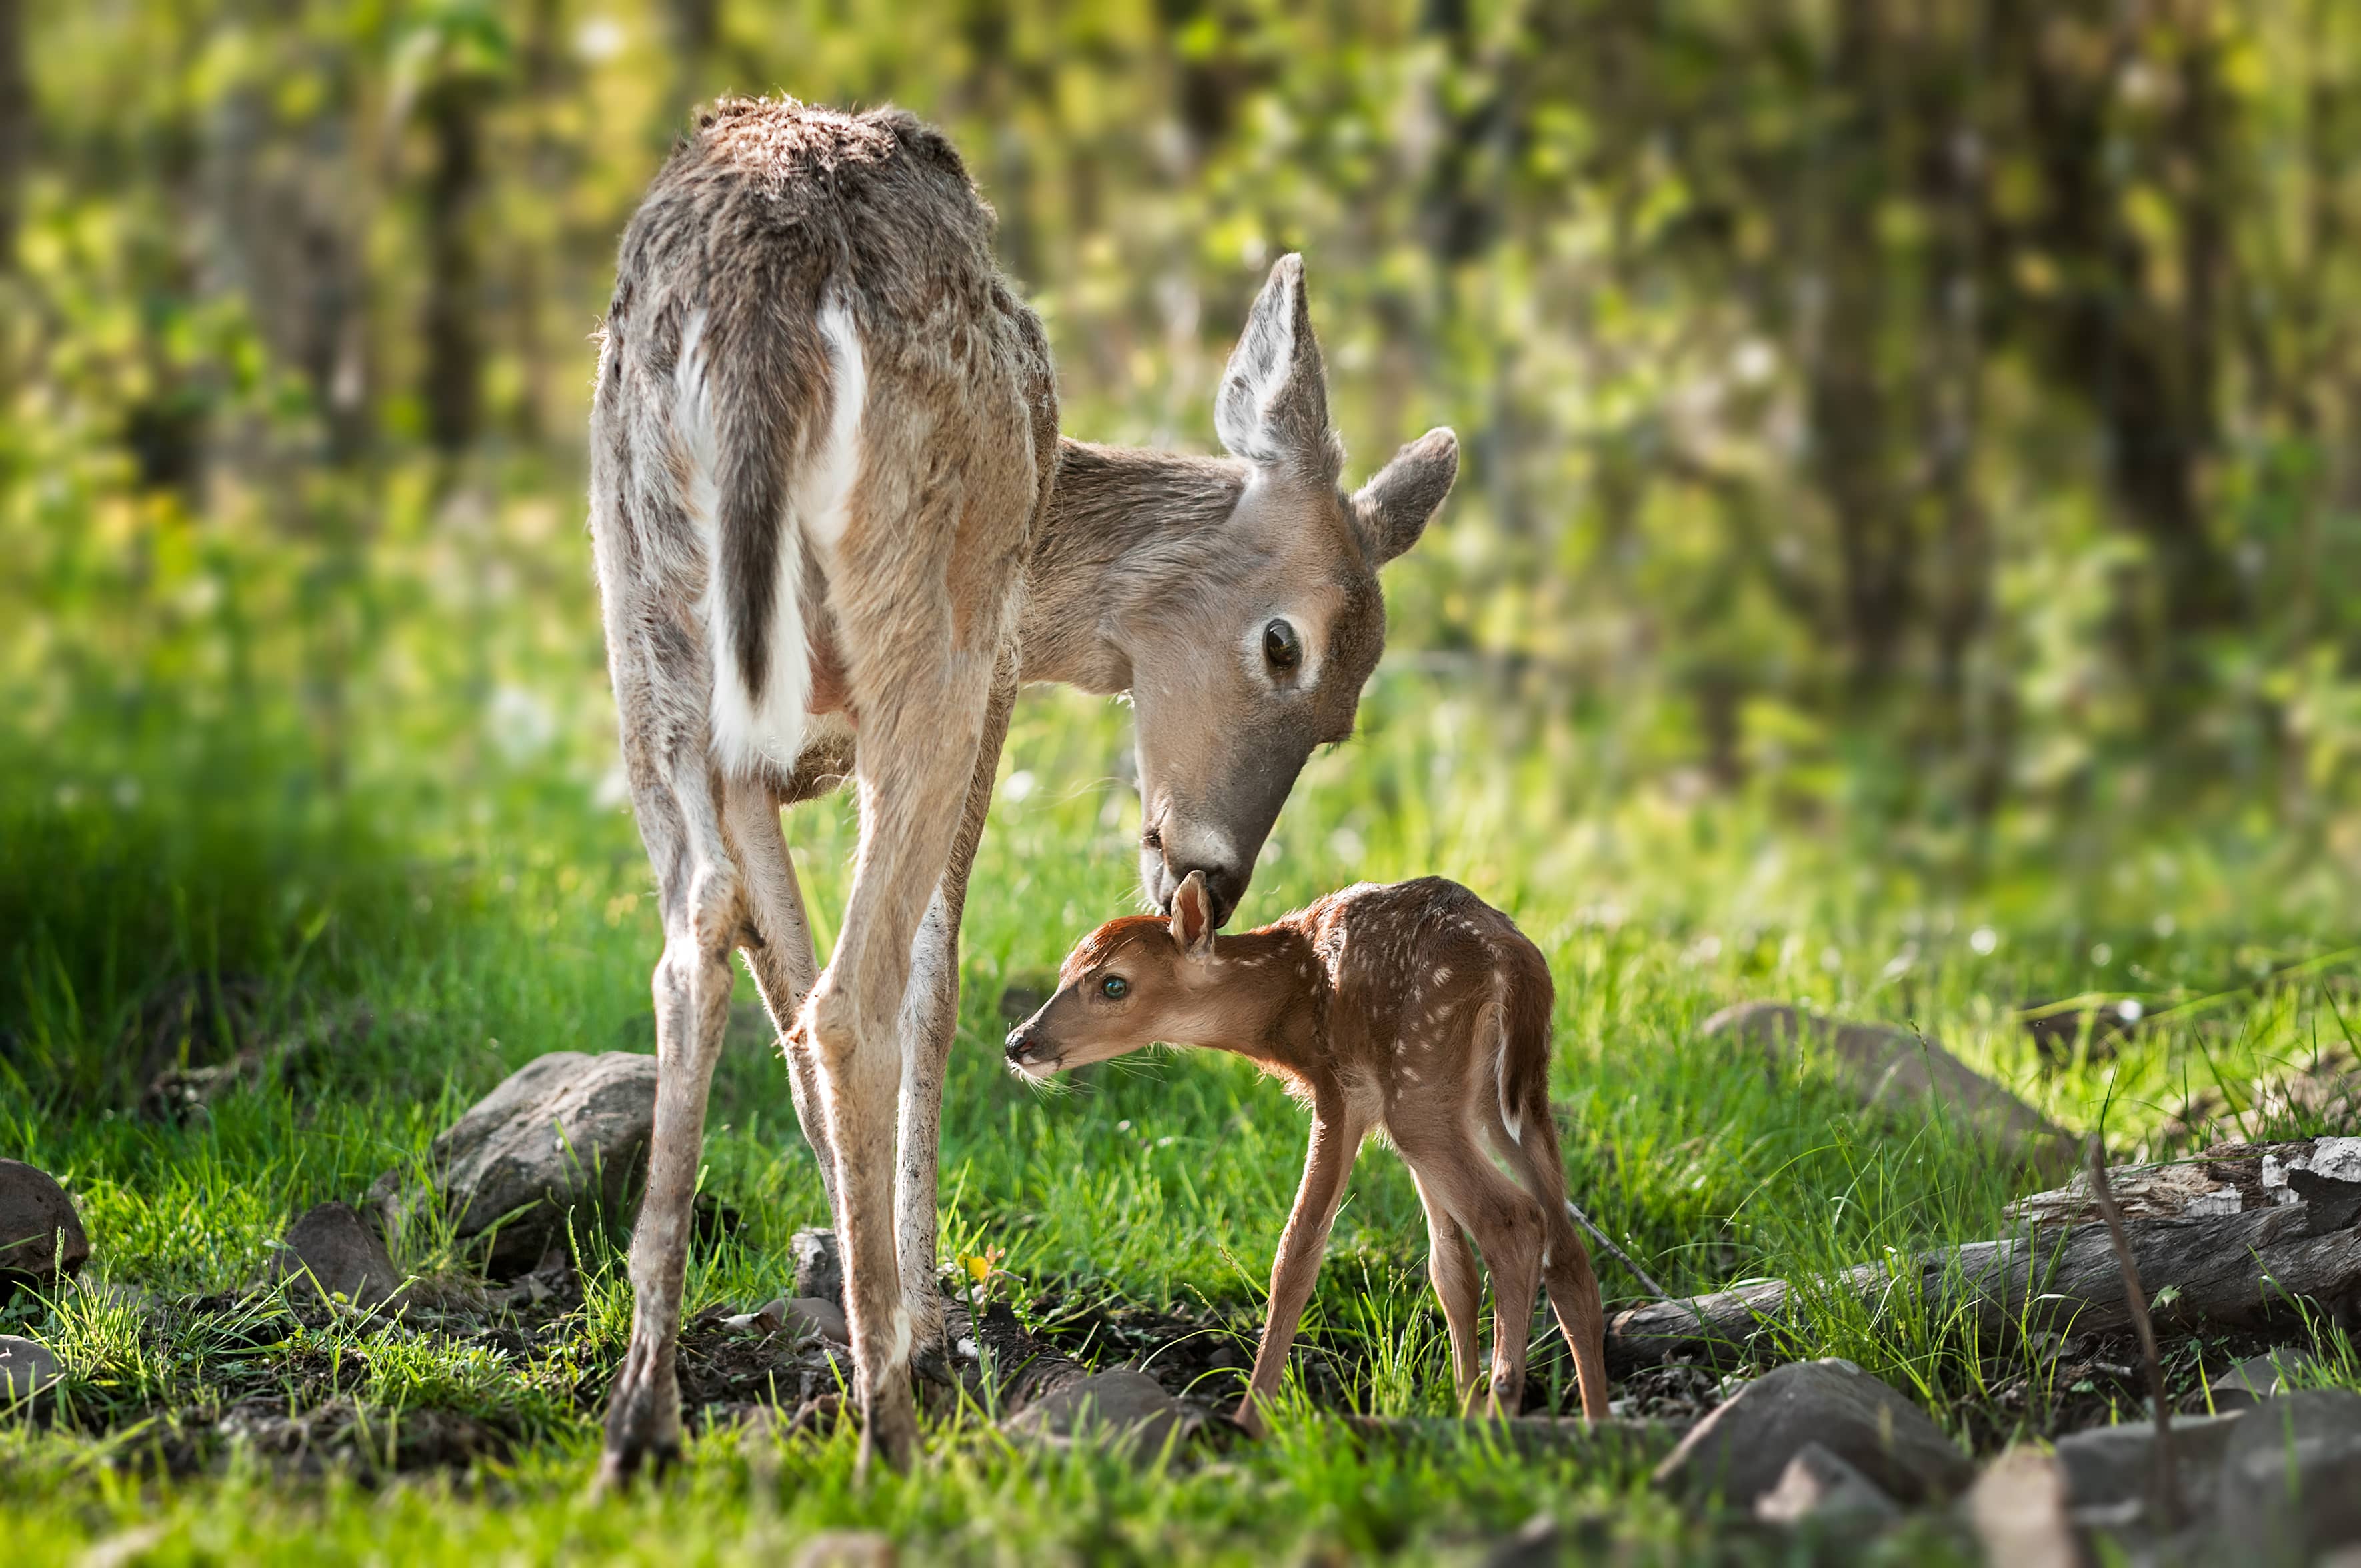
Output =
[
  {"x1": 1118, "y1": 257, "x2": 1456, "y2": 930},
  {"x1": 1005, "y1": 872, "x2": 1253, "y2": 1079}
]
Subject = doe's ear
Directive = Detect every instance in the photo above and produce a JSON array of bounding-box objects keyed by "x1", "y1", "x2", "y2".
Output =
[
  {"x1": 1351, "y1": 427, "x2": 1458, "y2": 566},
  {"x1": 1214, "y1": 255, "x2": 1343, "y2": 482},
  {"x1": 1169, "y1": 871, "x2": 1217, "y2": 959}
]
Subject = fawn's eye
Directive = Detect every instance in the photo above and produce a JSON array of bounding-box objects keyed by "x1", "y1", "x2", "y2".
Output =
[
  {"x1": 1100, "y1": 975, "x2": 1129, "y2": 1000},
  {"x1": 1263, "y1": 619, "x2": 1301, "y2": 675}
]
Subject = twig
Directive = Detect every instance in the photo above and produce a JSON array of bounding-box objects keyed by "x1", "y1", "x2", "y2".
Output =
[
  {"x1": 1564, "y1": 1199, "x2": 1674, "y2": 1304},
  {"x1": 2085, "y1": 1133, "x2": 2179, "y2": 1526}
]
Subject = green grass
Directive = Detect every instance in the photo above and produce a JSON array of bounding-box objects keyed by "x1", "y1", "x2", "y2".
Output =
[{"x1": 6, "y1": 680, "x2": 2361, "y2": 1563}]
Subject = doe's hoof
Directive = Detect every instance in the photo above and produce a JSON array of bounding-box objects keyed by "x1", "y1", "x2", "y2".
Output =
[
  {"x1": 857, "y1": 1383, "x2": 922, "y2": 1476},
  {"x1": 593, "y1": 1435, "x2": 681, "y2": 1494}
]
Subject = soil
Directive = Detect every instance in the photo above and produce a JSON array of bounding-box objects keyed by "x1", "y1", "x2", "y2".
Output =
[{"x1": 22, "y1": 1260, "x2": 2338, "y2": 1483}]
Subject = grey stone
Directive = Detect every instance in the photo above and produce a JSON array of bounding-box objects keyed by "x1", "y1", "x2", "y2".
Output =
[
  {"x1": 1752, "y1": 1441, "x2": 1902, "y2": 1525},
  {"x1": 1004, "y1": 1369, "x2": 1195, "y2": 1455},
  {"x1": 1964, "y1": 1448, "x2": 2079, "y2": 1568},
  {"x1": 1652, "y1": 1357, "x2": 1973, "y2": 1509},
  {"x1": 2053, "y1": 1411, "x2": 2246, "y2": 1529},
  {"x1": 2214, "y1": 1389, "x2": 2361, "y2": 1563},
  {"x1": 0, "y1": 1335, "x2": 61, "y2": 1401},
  {"x1": 2207, "y1": 1347, "x2": 2315, "y2": 1411},
  {"x1": 791, "y1": 1227, "x2": 844, "y2": 1308},
  {"x1": 0, "y1": 1159, "x2": 89, "y2": 1295},
  {"x1": 718, "y1": 1296, "x2": 845, "y2": 1343},
  {"x1": 790, "y1": 1533, "x2": 894, "y2": 1568},
  {"x1": 268, "y1": 1201, "x2": 405, "y2": 1311},
  {"x1": 780, "y1": 1295, "x2": 850, "y2": 1344},
  {"x1": 371, "y1": 1051, "x2": 657, "y2": 1275},
  {"x1": 1704, "y1": 1002, "x2": 2076, "y2": 1177}
]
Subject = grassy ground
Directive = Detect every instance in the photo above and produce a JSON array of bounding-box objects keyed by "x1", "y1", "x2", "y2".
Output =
[{"x1": 7, "y1": 677, "x2": 2361, "y2": 1564}]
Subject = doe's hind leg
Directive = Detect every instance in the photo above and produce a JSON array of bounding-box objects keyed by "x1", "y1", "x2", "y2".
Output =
[{"x1": 601, "y1": 761, "x2": 743, "y2": 1487}]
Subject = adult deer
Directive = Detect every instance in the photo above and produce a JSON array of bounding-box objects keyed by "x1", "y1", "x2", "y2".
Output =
[{"x1": 588, "y1": 99, "x2": 1455, "y2": 1482}]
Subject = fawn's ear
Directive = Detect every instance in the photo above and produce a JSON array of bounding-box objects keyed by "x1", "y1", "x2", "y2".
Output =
[{"x1": 1169, "y1": 871, "x2": 1217, "y2": 959}]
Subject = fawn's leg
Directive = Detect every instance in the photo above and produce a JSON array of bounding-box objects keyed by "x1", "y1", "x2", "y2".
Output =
[
  {"x1": 1411, "y1": 1168, "x2": 1483, "y2": 1413},
  {"x1": 1488, "y1": 1121, "x2": 1612, "y2": 1421},
  {"x1": 891, "y1": 660, "x2": 1017, "y2": 1376},
  {"x1": 799, "y1": 653, "x2": 995, "y2": 1474},
  {"x1": 600, "y1": 756, "x2": 743, "y2": 1487},
  {"x1": 725, "y1": 781, "x2": 835, "y2": 1218},
  {"x1": 1237, "y1": 1106, "x2": 1364, "y2": 1437},
  {"x1": 1418, "y1": 1150, "x2": 1547, "y2": 1419},
  {"x1": 1536, "y1": 1211, "x2": 1612, "y2": 1421}
]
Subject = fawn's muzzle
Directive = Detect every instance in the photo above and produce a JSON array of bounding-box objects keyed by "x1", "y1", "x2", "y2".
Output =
[{"x1": 1003, "y1": 1025, "x2": 1043, "y2": 1068}]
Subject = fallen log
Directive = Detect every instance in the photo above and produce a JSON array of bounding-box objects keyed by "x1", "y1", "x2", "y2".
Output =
[{"x1": 1605, "y1": 1139, "x2": 2361, "y2": 1377}]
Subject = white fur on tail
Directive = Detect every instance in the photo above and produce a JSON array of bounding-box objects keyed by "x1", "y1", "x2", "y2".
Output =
[
  {"x1": 675, "y1": 297, "x2": 868, "y2": 776},
  {"x1": 1490, "y1": 975, "x2": 1521, "y2": 1145}
]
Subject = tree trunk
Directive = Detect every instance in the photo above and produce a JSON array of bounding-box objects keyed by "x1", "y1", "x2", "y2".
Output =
[
  {"x1": 419, "y1": 79, "x2": 483, "y2": 459},
  {"x1": 0, "y1": 0, "x2": 25, "y2": 270}
]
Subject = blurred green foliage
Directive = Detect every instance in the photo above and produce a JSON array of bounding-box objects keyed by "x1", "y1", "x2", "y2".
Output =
[{"x1": 8, "y1": 0, "x2": 2361, "y2": 1061}]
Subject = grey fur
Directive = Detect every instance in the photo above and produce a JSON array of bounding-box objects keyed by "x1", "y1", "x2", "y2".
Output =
[{"x1": 585, "y1": 97, "x2": 1459, "y2": 1484}]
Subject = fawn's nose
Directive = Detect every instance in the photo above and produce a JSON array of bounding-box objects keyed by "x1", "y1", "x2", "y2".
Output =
[{"x1": 1003, "y1": 1026, "x2": 1037, "y2": 1064}]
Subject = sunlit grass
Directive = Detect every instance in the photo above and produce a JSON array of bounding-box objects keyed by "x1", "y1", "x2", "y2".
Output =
[{"x1": 5, "y1": 683, "x2": 2361, "y2": 1560}]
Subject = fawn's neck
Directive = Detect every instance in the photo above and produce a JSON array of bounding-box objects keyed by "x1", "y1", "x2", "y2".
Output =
[
  {"x1": 1017, "y1": 439, "x2": 1248, "y2": 691},
  {"x1": 1191, "y1": 925, "x2": 1330, "y2": 1080}
]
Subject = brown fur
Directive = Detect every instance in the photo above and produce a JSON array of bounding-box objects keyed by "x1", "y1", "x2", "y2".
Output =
[
  {"x1": 587, "y1": 97, "x2": 1460, "y2": 1482},
  {"x1": 1006, "y1": 875, "x2": 1612, "y2": 1431}
]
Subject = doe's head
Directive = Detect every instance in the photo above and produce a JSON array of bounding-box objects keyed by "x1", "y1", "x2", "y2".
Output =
[
  {"x1": 1120, "y1": 255, "x2": 1457, "y2": 929},
  {"x1": 1004, "y1": 871, "x2": 1222, "y2": 1080}
]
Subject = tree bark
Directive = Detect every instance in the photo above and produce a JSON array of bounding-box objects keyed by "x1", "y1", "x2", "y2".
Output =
[
  {"x1": 0, "y1": 0, "x2": 25, "y2": 270},
  {"x1": 419, "y1": 78, "x2": 483, "y2": 459}
]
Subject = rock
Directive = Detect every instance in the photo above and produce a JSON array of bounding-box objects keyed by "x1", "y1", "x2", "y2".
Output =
[
  {"x1": 371, "y1": 1051, "x2": 657, "y2": 1276},
  {"x1": 2164, "y1": 1046, "x2": 2361, "y2": 1146},
  {"x1": 779, "y1": 1295, "x2": 850, "y2": 1344},
  {"x1": 268, "y1": 1202, "x2": 405, "y2": 1311},
  {"x1": 1964, "y1": 1448, "x2": 2078, "y2": 1568},
  {"x1": 792, "y1": 1227, "x2": 845, "y2": 1308},
  {"x1": 1481, "y1": 1514, "x2": 1582, "y2": 1568},
  {"x1": 0, "y1": 1335, "x2": 62, "y2": 1401},
  {"x1": 2214, "y1": 1389, "x2": 2361, "y2": 1563},
  {"x1": 717, "y1": 1297, "x2": 845, "y2": 1343},
  {"x1": 1003, "y1": 1369, "x2": 1195, "y2": 1455},
  {"x1": 2209, "y1": 1347, "x2": 2314, "y2": 1411},
  {"x1": 1652, "y1": 1358, "x2": 1972, "y2": 1509},
  {"x1": 791, "y1": 1533, "x2": 894, "y2": 1568},
  {"x1": 0, "y1": 1159, "x2": 89, "y2": 1296},
  {"x1": 1704, "y1": 1002, "x2": 2076, "y2": 1177},
  {"x1": 2052, "y1": 1411, "x2": 2246, "y2": 1529},
  {"x1": 1752, "y1": 1441, "x2": 1901, "y2": 1525}
]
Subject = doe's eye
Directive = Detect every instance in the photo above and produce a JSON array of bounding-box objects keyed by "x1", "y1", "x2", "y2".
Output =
[
  {"x1": 1264, "y1": 619, "x2": 1302, "y2": 674},
  {"x1": 1100, "y1": 975, "x2": 1129, "y2": 1000}
]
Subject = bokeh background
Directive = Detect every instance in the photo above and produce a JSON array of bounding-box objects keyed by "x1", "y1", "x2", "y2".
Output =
[{"x1": 8, "y1": 0, "x2": 2361, "y2": 1116}]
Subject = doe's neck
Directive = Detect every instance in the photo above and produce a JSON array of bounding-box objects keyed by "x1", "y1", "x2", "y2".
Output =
[{"x1": 1017, "y1": 437, "x2": 1247, "y2": 691}]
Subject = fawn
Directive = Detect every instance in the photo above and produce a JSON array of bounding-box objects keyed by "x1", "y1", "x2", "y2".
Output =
[{"x1": 1004, "y1": 871, "x2": 1611, "y2": 1433}]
